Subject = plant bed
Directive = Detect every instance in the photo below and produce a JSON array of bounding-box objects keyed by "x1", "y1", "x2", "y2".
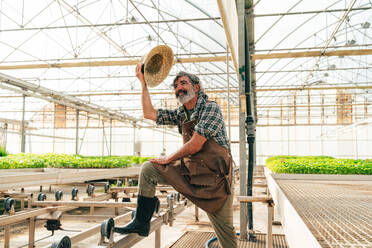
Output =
[
  {"x1": 266, "y1": 155, "x2": 372, "y2": 175},
  {"x1": 0, "y1": 153, "x2": 151, "y2": 169}
]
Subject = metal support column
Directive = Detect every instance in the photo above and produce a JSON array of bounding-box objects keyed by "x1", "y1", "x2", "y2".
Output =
[
  {"x1": 75, "y1": 109, "x2": 79, "y2": 155},
  {"x1": 241, "y1": 0, "x2": 257, "y2": 240},
  {"x1": 227, "y1": 43, "x2": 231, "y2": 144},
  {"x1": 101, "y1": 119, "x2": 105, "y2": 156},
  {"x1": 244, "y1": 15, "x2": 256, "y2": 240},
  {"x1": 110, "y1": 119, "x2": 113, "y2": 156},
  {"x1": 1, "y1": 123, "x2": 8, "y2": 149},
  {"x1": 21, "y1": 94, "x2": 26, "y2": 153},
  {"x1": 237, "y1": 0, "x2": 247, "y2": 239},
  {"x1": 133, "y1": 122, "x2": 136, "y2": 156}
]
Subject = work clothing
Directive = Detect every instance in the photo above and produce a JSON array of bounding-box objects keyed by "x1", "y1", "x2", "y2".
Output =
[
  {"x1": 154, "y1": 118, "x2": 232, "y2": 213},
  {"x1": 138, "y1": 161, "x2": 237, "y2": 248}
]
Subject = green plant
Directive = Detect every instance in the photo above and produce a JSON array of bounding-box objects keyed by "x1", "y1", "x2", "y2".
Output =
[
  {"x1": 266, "y1": 156, "x2": 372, "y2": 175},
  {"x1": 0, "y1": 153, "x2": 152, "y2": 169},
  {"x1": 0, "y1": 145, "x2": 8, "y2": 157}
]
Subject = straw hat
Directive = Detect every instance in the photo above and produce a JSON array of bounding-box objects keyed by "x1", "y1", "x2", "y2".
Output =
[{"x1": 141, "y1": 45, "x2": 174, "y2": 88}]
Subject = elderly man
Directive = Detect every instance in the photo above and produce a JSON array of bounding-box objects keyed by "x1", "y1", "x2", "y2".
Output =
[{"x1": 114, "y1": 63, "x2": 237, "y2": 248}]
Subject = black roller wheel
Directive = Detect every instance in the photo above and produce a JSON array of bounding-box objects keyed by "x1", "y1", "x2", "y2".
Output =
[
  {"x1": 104, "y1": 183, "x2": 110, "y2": 193},
  {"x1": 38, "y1": 192, "x2": 46, "y2": 201},
  {"x1": 4, "y1": 197, "x2": 15, "y2": 212},
  {"x1": 55, "y1": 190, "x2": 63, "y2": 201},
  {"x1": 87, "y1": 185, "x2": 95, "y2": 196},
  {"x1": 100, "y1": 218, "x2": 115, "y2": 239},
  {"x1": 122, "y1": 197, "x2": 131, "y2": 202},
  {"x1": 71, "y1": 187, "x2": 78, "y2": 200},
  {"x1": 51, "y1": 236, "x2": 71, "y2": 248}
]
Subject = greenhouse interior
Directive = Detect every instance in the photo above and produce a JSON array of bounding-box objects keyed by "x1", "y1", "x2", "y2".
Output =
[{"x1": 0, "y1": 0, "x2": 371, "y2": 248}]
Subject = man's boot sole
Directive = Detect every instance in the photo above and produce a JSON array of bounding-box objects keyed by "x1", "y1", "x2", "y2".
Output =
[{"x1": 114, "y1": 228, "x2": 149, "y2": 237}]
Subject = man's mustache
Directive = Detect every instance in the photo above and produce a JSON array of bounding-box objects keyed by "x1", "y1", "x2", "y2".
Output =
[{"x1": 176, "y1": 89, "x2": 188, "y2": 97}]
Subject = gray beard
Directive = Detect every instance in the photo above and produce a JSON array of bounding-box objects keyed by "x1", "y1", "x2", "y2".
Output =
[{"x1": 177, "y1": 89, "x2": 196, "y2": 105}]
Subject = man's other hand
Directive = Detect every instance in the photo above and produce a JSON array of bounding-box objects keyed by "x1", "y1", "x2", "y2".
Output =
[{"x1": 149, "y1": 156, "x2": 172, "y2": 165}]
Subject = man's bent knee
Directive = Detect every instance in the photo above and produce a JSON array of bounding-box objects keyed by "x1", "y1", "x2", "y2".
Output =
[
  {"x1": 139, "y1": 161, "x2": 168, "y2": 186},
  {"x1": 140, "y1": 161, "x2": 157, "y2": 176}
]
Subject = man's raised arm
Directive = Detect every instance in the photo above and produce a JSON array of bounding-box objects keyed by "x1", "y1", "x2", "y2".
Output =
[{"x1": 135, "y1": 63, "x2": 158, "y2": 121}]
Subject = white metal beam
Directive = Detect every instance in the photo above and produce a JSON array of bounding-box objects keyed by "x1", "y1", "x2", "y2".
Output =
[
  {"x1": 0, "y1": 72, "x2": 182, "y2": 137},
  {"x1": 216, "y1": 0, "x2": 239, "y2": 76}
]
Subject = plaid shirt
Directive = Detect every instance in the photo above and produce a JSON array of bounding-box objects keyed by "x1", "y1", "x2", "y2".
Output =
[{"x1": 156, "y1": 91, "x2": 230, "y2": 149}]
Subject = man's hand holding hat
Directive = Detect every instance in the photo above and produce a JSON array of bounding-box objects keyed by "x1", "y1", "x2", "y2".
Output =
[{"x1": 135, "y1": 63, "x2": 146, "y2": 88}]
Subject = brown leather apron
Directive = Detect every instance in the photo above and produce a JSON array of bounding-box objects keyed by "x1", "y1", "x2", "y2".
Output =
[{"x1": 153, "y1": 119, "x2": 232, "y2": 213}]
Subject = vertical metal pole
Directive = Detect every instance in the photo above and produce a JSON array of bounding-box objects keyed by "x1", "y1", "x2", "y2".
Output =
[
  {"x1": 21, "y1": 94, "x2": 26, "y2": 153},
  {"x1": 266, "y1": 203, "x2": 273, "y2": 248},
  {"x1": 293, "y1": 92, "x2": 297, "y2": 125},
  {"x1": 114, "y1": 193, "x2": 119, "y2": 215},
  {"x1": 3, "y1": 123, "x2": 8, "y2": 149},
  {"x1": 354, "y1": 99, "x2": 358, "y2": 159},
  {"x1": 75, "y1": 109, "x2": 79, "y2": 155},
  {"x1": 162, "y1": 127, "x2": 166, "y2": 155},
  {"x1": 280, "y1": 99, "x2": 283, "y2": 125},
  {"x1": 53, "y1": 107, "x2": 56, "y2": 153},
  {"x1": 227, "y1": 43, "x2": 231, "y2": 145},
  {"x1": 307, "y1": 89, "x2": 311, "y2": 124},
  {"x1": 364, "y1": 99, "x2": 368, "y2": 119},
  {"x1": 28, "y1": 134, "x2": 32, "y2": 153},
  {"x1": 133, "y1": 122, "x2": 136, "y2": 156},
  {"x1": 155, "y1": 226, "x2": 161, "y2": 248},
  {"x1": 110, "y1": 119, "x2": 113, "y2": 156},
  {"x1": 102, "y1": 119, "x2": 105, "y2": 156},
  {"x1": 237, "y1": 0, "x2": 248, "y2": 239},
  {"x1": 28, "y1": 217, "x2": 35, "y2": 248},
  {"x1": 287, "y1": 124, "x2": 290, "y2": 155},
  {"x1": 280, "y1": 100, "x2": 284, "y2": 154},
  {"x1": 321, "y1": 92, "x2": 325, "y2": 155},
  {"x1": 5, "y1": 225, "x2": 10, "y2": 248},
  {"x1": 27, "y1": 195, "x2": 32, "y2": 209},
  {"x1": 354, "y1": 124, "x2": 358, "y2": 159},
  {"x1": 244, "y1": 13, "x2": 256, "y2": 241},
  {"x1": 195, "y1": 205, "x2": 199, "y2": 222}
]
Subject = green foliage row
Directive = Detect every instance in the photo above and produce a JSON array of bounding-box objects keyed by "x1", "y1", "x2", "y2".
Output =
[
  {"x1": 266, "y1": 155, "x2": 372, "y2": 175},
  {"x1": 0, "y1": 153, "x2": 151, "y2": 169}
]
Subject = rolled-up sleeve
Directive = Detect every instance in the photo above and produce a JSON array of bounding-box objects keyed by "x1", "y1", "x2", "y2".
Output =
[
  {"x1": 194, "y1": 102, "x2": 224, "y2": 140},
  {"x1": 156, "y1": 108, "x2": 179, "y2": 126}
]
